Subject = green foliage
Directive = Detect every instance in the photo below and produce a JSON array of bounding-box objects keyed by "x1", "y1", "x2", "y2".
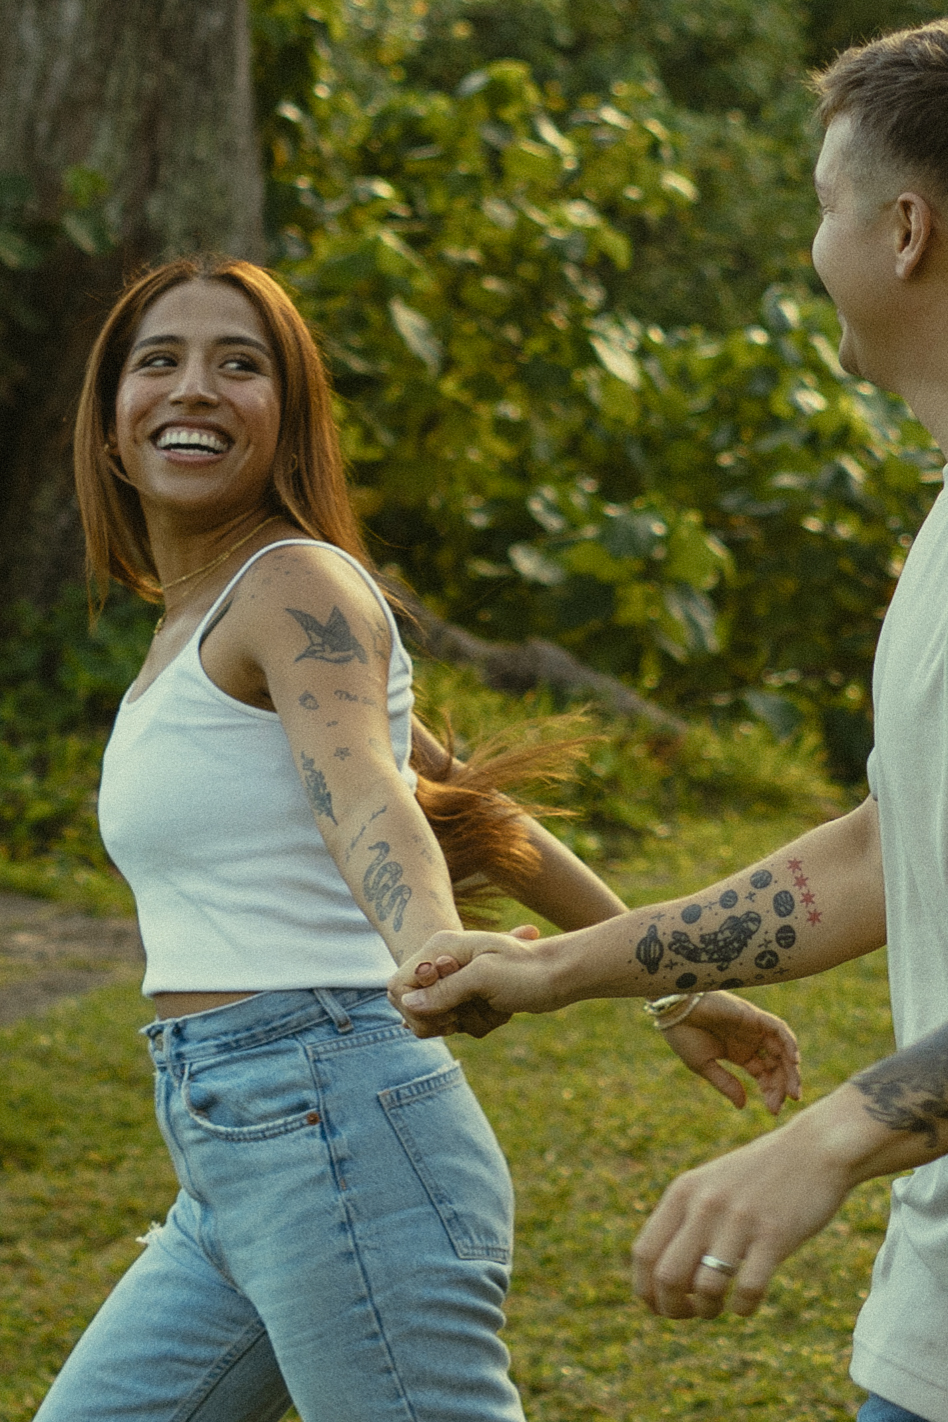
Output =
[
  {"x1": 245, "y1": 0, "x2": 942, "y2": 777},
  {"x1": 413, "y1": 660, "x2": 849, "y2": 864},
  {"x1": 0, "y1": 590, "x2": 151, "y2": 906}
]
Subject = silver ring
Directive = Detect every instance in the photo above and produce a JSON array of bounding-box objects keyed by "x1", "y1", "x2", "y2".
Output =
[{"x1": 699, "y1": 1254, "x2": 738, "y2": 1277}]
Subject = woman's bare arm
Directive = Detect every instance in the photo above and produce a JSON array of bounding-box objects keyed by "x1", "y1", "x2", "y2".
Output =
[{"x1": 238, "y1": 546, "x2": 463, "y2": 963}]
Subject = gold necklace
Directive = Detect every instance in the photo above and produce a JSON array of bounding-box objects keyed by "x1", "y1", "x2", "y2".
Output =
[{"x1": 154, "y1": 515, "x2": 281, "y2": 634}]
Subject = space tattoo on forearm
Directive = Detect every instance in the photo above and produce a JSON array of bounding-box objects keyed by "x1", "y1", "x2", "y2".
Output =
[
  {"x1": 631, "y1": 857, "x2": 820, "y2": 989},
  {"x1": 852, "y1": 1025, "x2": 948, "y2": 1149}
]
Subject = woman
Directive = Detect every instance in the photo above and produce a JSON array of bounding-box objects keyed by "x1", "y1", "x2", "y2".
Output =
[{"x1": 36, "y1": 256, "x2": 799, "y2": 1421}]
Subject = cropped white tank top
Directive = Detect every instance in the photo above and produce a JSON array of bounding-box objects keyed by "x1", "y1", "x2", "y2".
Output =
[{"x1": 98, "y1": 540, "x2": 417, "y2": 996}]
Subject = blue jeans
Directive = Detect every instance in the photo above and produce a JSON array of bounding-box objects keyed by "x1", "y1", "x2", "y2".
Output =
[
  {"x1": 858, "y1": 1395, "x2": 933, "y2": 1422},
  {"x1": 35, "y1": 988, "x2": 524, "y2": 1422}
]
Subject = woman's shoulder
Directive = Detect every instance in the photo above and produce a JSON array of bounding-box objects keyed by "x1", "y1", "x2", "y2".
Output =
[
  {"x1": 236, "y1": 538, "x2": 385, "y2": 607},
  {"x1": 231, "y1": 539, "x2": 394, "y2": 663}
]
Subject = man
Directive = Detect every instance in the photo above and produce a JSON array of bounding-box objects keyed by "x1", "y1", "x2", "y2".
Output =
[{"x1": 390, "y1": 22, "x2": 948, "y2": 1422}]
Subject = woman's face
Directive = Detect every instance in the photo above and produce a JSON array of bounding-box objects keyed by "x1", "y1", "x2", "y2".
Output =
[{"x1": 113, "y1": 279, "x2": 282, "y2": 521}]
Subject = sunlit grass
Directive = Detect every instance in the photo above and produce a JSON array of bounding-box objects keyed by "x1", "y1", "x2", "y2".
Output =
[
  {"x1": 0, "y1": 660, "x2": 880, "y2": 1417},
  {"x1": 1, "y1": 798, "x2": 889, "y2": 1421}
]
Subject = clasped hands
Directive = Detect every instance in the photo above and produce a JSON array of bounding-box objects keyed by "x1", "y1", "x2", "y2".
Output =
[
  {"x1": 388, "y1": 925, "x2": 801, "y2": 1114},
  {"x1": 388, "y1": 924, "x2": 815, "y2": 1321}
]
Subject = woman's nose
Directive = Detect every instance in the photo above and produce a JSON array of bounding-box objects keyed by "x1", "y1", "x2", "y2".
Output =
[{"x1": 169, "y1": 357, "x2": 218, "y2": 404}]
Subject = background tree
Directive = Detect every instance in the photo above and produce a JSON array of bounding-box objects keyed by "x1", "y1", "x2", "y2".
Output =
[
  {"x1": 0, "y1": 0, "x2": 264, "y2": 606},
  {"x1": 3, "y1": 0, "x2": 948, "y2": 795}
]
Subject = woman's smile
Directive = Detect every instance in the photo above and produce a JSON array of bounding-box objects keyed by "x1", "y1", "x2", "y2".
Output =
[{"x1": 114, "y1": 279, "x2": 281, "y2": 513}]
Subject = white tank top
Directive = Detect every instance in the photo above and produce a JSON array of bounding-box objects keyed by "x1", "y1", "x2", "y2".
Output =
[{"x1": 98, "y1": 540, "x2": 417, "y2": 996}]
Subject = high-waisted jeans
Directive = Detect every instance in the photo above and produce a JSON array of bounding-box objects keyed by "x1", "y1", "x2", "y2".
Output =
[{"x1": 34, "y1": 988, "x2": 525, "y2": 1422}]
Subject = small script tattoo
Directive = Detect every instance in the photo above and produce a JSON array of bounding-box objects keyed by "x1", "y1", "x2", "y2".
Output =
[
  {"x1": 334, "y1": 689, "x2": 358, "y2": 703},
  {"x1": 300, "y1": 753, "x2": 337, "y2": 824},
  {"x1": 334, "y1": 746, "x2": 351, "y2": 760},
  {"x1": 299, "y1": 691, "x2": 320, "y2": 711},
  {"x1": 363, "y1": 841, "x2": 412, "y2": 931},
  {"x1": 286, "y1": 606, "x2": 368, "y2": 665},
  {"x1": 854, "y1": 1025, "x2": 948, "y2": 1149}
]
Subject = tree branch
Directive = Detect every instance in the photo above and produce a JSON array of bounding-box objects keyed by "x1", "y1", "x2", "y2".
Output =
[{"x1": 393, "y1": 585, "x2": 687, "y2": 735}]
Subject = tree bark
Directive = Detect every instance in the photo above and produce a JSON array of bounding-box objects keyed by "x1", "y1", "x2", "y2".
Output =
[{"x1": 0, "y1": 0, "x2": 265, "y2": 605}]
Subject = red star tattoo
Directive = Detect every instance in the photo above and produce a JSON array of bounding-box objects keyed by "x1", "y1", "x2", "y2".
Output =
[
  {"x1": 787, "y1": 858, "x2": 803, "y2": 871},
  {"x1": 807, "y1": 908, "x2": 822, "y2": 924},
  {"x1": 801, "y1": 890, "x2": 816, "y2": 905},
  {"x1": 793, "y1": 875, "x2": 808, "y2": 888}
]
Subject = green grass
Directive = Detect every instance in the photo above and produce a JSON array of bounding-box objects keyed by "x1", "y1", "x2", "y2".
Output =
[
  {"x1": 0, "y1": 659, "x2": 878, "y2": 1416},
  {"x1": 0, "y1": 805, "x2": 891, "y2": 1421}
]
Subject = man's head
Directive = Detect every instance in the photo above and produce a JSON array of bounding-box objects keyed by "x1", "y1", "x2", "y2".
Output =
[
  {"x1": 814, "y1": 21, "x2": 948, "y2": 210},
  {"x1": 810, "y1": 23, "x2": 948, "y2": 392}
]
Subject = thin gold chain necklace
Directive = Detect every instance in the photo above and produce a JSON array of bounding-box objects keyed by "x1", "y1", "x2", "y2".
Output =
[{"x1": 154, "y1": 514, "x2": 281, "y2": 634}]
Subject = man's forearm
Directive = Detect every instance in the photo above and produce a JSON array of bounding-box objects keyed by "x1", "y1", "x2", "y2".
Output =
[
  {"x1": 544, "y1": 794, "x2": 885, "y2": 1005},
  {"x1": 849, "y1": 1020, "x2": 948, "y2": 1163},
  {"x1": 392, "y1": 795, "x2": 886, "y2": 1031}
]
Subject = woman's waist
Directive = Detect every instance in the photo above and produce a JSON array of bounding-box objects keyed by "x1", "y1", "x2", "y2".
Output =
[{"x1": 143, "y1": 985, "x2": 404, "y2": 1062}]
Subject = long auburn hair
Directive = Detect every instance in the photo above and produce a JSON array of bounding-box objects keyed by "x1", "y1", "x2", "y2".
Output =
[{"x1": 75, "y1": 257, "x2": 581, "y2": 914}]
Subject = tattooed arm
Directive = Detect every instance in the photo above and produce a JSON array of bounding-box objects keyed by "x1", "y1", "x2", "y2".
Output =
[
  {"x1": 237, "y1": 546, "x2": 463, "y2": 962},
  {"x1": 631, "y1": 1023, "x2": 948, "y2": 1319},
  {"x1": 389, "y1": 792, "x2": 884, "y2": 1032}
]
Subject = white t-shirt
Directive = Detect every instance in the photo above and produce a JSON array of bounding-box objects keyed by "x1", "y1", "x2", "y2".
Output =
[
  {"x1": 851, "y1": 479, "x2": 948, "y2": 1421},
  {"x1": 98, "y1": 540, "x2": 418, "y2": 996}
]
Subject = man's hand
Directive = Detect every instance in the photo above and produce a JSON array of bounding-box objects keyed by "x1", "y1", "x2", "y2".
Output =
[
  {"x1": 632, "y1": 1092, "x2": 860, "y2": 1318},
  {"x1": 662, "y1": 993, "x2": 801, "y2": 1116},
  {"x1": 388, "y1": 925, "x2": 557, "y2": 1038}
]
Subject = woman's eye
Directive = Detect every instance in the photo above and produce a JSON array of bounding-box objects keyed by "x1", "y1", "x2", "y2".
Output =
[
  {"x1": 223, "y1": 355, "x2": 261, "y2": 372},
  {"x1": 138, "y1": 353, "x2": 176, "y2": 369}
]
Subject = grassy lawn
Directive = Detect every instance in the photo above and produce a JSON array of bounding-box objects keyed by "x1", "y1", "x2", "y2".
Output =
[{"x1": 0, "y1": 807, "x2": 892, "y2": 1421}]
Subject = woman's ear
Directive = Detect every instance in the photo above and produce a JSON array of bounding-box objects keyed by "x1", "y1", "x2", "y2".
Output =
[
  {"x1": 894, "y1": 191, "x2": 934, "y2": 279},
  {"x1": 103, "y1": 435, "x2": 134, "y2": 486}
]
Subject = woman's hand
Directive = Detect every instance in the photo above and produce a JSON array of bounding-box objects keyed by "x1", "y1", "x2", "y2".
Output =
[
  {"x1": 391, "y1": 925, "x2": 541, "y2": 1038},
  {"x1": 389, "y1": 926, "x2": 558, "y2": 1037},
  {"x1": 660, "y1": 992, "x2": 801, "y2": 1115}
]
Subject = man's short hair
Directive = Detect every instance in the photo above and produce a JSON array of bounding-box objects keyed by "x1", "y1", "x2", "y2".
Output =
[{"x1": 814, "y1": 21, "x2": 948, "y2": 201}]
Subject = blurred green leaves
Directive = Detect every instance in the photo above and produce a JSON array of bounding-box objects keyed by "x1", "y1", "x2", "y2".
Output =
[{"x1": 244, "y1": 0, "x2": 943, "y2": 777}]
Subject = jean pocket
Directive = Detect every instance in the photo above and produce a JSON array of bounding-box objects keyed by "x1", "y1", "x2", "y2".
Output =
[
  {"x1": 379, "y1": 1061, "x2": 513, "y2": 1263},
  {"x1": 180, "y1": 1039, "x2": 319, "y2": 1140}
]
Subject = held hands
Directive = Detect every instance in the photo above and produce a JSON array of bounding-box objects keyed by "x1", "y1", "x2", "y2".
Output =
[
  {"x1": 388, "y1": 925, "x2": 547, "y2": 1039},
  {"x1": 390, "y1": 929, "x2": 802, "y2": 1115}
]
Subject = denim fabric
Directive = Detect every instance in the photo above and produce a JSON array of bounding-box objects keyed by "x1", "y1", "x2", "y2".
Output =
[
  {"x1": 858, "y1": 1394, "x2": 933, "y2": 1422},
  {"x1": 35, "y1": 988, "x2": 524, "y2": 1422}
]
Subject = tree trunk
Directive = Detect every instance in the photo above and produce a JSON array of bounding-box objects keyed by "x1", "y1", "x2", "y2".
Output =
[{"x1": 0, "y1": 0, "x2": 265, "y2": 605}]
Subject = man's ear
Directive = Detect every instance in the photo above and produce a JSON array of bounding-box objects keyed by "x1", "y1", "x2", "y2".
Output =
[{"x1": 894, "y1": 192, "x2": 933, "y2": 279}]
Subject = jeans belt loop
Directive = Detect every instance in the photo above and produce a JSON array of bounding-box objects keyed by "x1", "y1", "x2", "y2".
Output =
[{"x1": 312, "y1": 988, "x2": 353, "y2": 1033}]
